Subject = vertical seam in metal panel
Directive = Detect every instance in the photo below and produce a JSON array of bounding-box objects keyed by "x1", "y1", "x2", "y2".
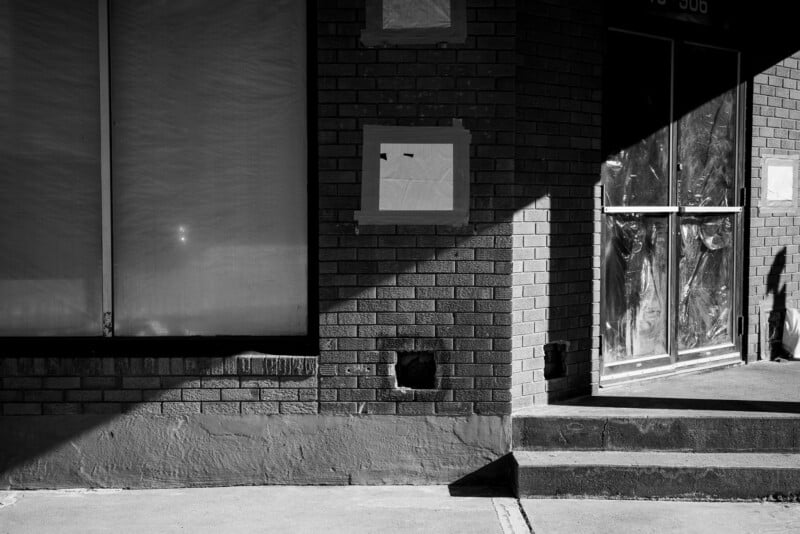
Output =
[
  {"x1": 668, "y1": 38, "x2": 677, "y2": 363},
  {"x1": 306, "y1": 0, "x2": 318, "y2": 350},
  {"x1": 736, "y1": 49, "x2": 745, "y2": 355},
  {"x1": 99, "y1": 0, "x2": 113, "y2": 337}
]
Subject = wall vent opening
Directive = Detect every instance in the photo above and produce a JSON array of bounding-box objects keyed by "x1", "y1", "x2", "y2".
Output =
[
  {"x1": 544, "y1": 342, "x2": 568, "y2": 380},
  {"x1": 395, "y1": 351, "x2": 436, "y2": 389}
]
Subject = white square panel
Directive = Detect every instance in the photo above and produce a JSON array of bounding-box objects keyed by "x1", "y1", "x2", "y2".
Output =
[
  {"x1": 767, "y1": 164, "x2": 794, "y2": 201},
  {"x1": 378, "y1": 143, "x2": 454, "y2": 211},
  {"x1": 382, "y1": 0, "x2": 451, "y2": 29}
]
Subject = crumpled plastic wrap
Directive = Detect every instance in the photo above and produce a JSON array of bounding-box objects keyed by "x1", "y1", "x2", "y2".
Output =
[
  {"x1": 602, "y1": 128, "x2": 669, "y2": 207},
  {"x1": 378, "y1": 143, "x2": 454, "y2": 211},
  {"x1": 603, "y1": 215, "x2": 668, "y2": 362},
  {"x1": 382, "y1": 0, "x2": 451, "y2": 29},
  {"x1": 678, "y1": 89, "x2": 736, "y2": 207},
  {"x1": 678, "y1": 215, "x2": 733, "y2": 349}
]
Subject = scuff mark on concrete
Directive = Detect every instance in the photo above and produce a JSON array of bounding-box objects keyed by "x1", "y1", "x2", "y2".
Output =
[
  {"x1": 0, "y1": 491, "x2": 19, "y2": 509},
  {"x1": 453, "y1": 415, "x2": 511, "y2": 455},
  {"x1": 52, "y1": 488, "x2": 124, "y2": 497},
  {"x1": 492, "y1": 497, "x2": 531, "y2": 534}
]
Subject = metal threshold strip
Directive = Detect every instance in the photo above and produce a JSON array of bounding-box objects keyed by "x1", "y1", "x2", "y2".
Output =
[
  {"x1": 601, "y1": 351, "x2": 742, "y2": 387},
  {"x1": 602, "y1": 206, "x2": 742, "y2": 214},
  {"x1": 602, "y1": 206, "x2": 679, "y2": 213},
  {"x1": 603, "y1": 353, "x2": 670, "y2": 368},
  {"x1": 678, "y1": 343, "x2": 736, "y2": 356}
]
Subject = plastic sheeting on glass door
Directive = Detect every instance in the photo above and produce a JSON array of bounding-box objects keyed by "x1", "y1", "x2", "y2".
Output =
[
  {"x1": 603, "y1": 215, "x2": 669, "y2": 362},
  {"x1": 678, "y1": 215, "x2": 734, "y2": 350}
]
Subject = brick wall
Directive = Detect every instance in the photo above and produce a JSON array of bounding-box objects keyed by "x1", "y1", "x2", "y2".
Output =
[
  {"x1": 749, "y1": 51, "x2": 800, "y2": 358},
  {"x1": 317, "y1": 0, "x2": 516, "y2": 416},
  {"x1": 511, "y1": 0, "x2": 602, "y2": 409},
  {"x1": 1, "y1": 0, "x2": 611, "y2": 419},
  {"x1": 0, "y1": 355, "x2": 317, "y2": 416}
]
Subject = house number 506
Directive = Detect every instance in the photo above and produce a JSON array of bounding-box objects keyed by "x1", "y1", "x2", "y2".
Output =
[
  {"x1": 650, "y1": 0, "x2": 709, "y2": 14},
  {"x1": 679, "y1": 0, "x2": 708, "y2": 13}
]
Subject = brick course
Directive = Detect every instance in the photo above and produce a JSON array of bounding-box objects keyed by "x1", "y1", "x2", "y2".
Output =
[{"x1": 0, "y1": 356, "x2": 316, "y2": 416}]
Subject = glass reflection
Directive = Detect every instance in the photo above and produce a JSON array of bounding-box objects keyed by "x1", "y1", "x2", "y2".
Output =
[
  {"x1": 603, "y1": 31, "x2": 671, "y2": 207},
  {"x1": 602, "y1": 128, "x2": 670, "y2": 207},
  {"x1": 678, "y1": 89, "x2": 737, "y2": 206}
]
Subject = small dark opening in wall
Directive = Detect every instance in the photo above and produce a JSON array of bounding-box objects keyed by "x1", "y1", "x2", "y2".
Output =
[
  {"x1": 395, "y1": 351, "x2": 436, "y2": 389},
  {"x1": 544, "y1": 342, "x2": 567, "y2": 380}
]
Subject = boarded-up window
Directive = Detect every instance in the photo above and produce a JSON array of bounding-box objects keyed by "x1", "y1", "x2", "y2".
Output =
[
  {"x1": 378, "y1": 144, "x2": 454, "y2": 211},
  {"x1": 760, "y1": 155, "x2": 800, "y2": 215},
  {"x1": 382, "y1": 0, "x2": 450, "y2": 29},
  {"x1": 361, "y1": 0, "x2": 466, "y2": 46},
  {"x1": 356, "y1": 124, "x2": 470, "y2": 226}
]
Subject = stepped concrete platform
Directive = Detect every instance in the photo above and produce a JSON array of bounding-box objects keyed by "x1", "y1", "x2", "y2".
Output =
[{"x1": 513, "y1": 361, "x2": 800, "y2": 499}]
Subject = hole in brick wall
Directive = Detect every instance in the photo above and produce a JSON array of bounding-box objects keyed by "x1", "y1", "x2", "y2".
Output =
[
  {"x1": 395, "y1": 351, "x2": 436, "y2": 389},
  {"x1": 544, "y1": 342, "x2": 568, "y2": 380}
]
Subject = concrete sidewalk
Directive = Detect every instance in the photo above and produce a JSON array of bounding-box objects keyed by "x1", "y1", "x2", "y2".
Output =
[{"x1": 2, "y1": 486, "x2": 800, "y2": 533}]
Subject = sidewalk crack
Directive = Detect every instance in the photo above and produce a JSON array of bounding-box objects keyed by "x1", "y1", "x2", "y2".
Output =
[
  {"x1": 516, "y1": 498, "x2": 534, "y2": 534},
  {"x1": 492, "y1": 497, "x2": 533, "y2": 534}
]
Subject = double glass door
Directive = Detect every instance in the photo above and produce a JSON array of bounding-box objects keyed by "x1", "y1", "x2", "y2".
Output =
[{"x1": 601, "y1": 29, "x2": 743, "y2": 381}]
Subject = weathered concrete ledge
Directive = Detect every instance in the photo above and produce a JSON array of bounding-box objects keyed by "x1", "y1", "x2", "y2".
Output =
[{"x1": 0, "y1": 414, "x2": 510, "y2": 489}]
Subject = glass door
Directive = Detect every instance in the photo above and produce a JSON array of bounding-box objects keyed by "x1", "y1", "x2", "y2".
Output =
[
  {"x1": 674, "y1": 42, "x2": 741, "y2": 362},
  {"x1": 601, "y1": 30, "x2": 743, "y2": 382}
]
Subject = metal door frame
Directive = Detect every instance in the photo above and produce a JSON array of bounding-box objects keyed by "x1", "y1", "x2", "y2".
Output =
[{"x1": 600, "y1": 28, "x2": 745, "y2": 385}]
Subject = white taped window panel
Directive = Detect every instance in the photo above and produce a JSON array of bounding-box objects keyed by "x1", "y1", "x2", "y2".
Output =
[
  {"x1": 759, "y1": 156, "x2": 800, "y2": 214},
  {"x1": 361, "y1": 0, "x2": 466, "y2": 46},
  {"x1": 767, "y1": 165, "x2": 794, "y2": 201},
  {"x1": 110, "y1": 0, "x2": 307, "y2": 336},
  {"x1": 356, "y1": 124, "x2": 470, "y2": 225},
  {"x1": 382, "y1": 0, "x2": 451, "y2": 29},
  {"x1": 379, "y1": 144, "x2": 454, "y2": 211},
  {"x1": 0, "y1": 0, "x2": 103, "y2": 336}
]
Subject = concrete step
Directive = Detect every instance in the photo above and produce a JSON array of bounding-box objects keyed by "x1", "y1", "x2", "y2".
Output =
[
  {"x1": 513, "y1": 450, "x2": 800, "y2": 499},
  {"x1": 513, "y1": 414, "x2": 800, "y2": 452}
]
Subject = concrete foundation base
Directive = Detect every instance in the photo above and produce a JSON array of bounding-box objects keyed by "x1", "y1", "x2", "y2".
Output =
[{"x1": 0, "y1": 414, "x2": 510, "y2": 489}]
